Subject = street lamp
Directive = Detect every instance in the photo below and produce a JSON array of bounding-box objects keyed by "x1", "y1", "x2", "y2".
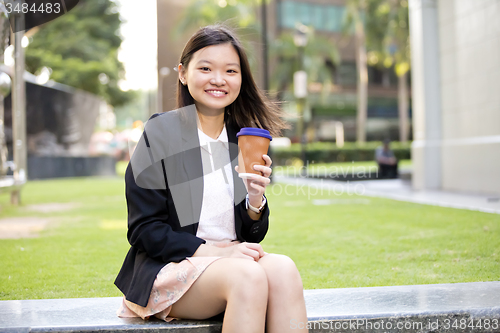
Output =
[
  {"x1": 0, "y1": 72, "x2": 11, "y2": 177},
  {"x1": 10, "y1": 9, "x2": 27, "y2": 204},
  {"x1": 293, "y1": 23, "x2": 309, "y2": 174},
  {"x1": 293, "y1": 24, "x2": 308, "y2": 48},
  {"x1": 157, "y1": 66, "x2": 170, "y2": 113}
]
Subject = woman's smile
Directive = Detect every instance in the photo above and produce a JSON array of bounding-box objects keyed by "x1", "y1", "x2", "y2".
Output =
[{"x1": 205, "y1": 89, "x2": 228, "y2": 97}]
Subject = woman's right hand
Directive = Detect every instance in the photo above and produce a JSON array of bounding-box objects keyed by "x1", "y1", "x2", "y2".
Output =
[
  {"x1": 221, "y1": 242, "x2": 266, "y2": 261},
  {"x1": 193, "y1": 242, "x2": 267, "y2": 261}
]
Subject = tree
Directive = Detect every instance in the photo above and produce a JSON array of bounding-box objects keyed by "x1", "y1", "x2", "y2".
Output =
[
  {"x1": 365, "y1": 0, "x2": 411, "y2": 142},
  {"x1": 385, "y1": 0, "x2": 410, "y2": 142},
  {"x1": 343, "y1": 0, "x2": 369, "y2": 144},
  {"x1": 269, "y1": 28, "x2": 340, "y2": 104},
  {"x1": 269, "y1": 27, "x2": 339, "y2": 145},
  {"x1": 25, "y1": 0, "x2": 134, "y2": 107},
  {"x1": 173, "y1": 0, "x2": 267, "y2": 73}
]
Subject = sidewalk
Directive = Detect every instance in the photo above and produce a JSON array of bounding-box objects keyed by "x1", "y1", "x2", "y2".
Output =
[{"x1": 274, "y1": 175, "x2": 500, "y2": 214}]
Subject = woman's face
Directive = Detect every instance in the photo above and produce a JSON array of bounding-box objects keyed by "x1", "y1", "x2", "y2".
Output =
[{"x1": 179, "y1": 43, "x2": 242, "y2": 115}]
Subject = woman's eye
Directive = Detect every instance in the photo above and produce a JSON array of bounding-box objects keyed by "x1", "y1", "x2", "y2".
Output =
[
  {"x1": 228, "y1": 69, "x2": 237, "y2": 73},
  {"x1": 200, "y1": 67, "x2": 210, "y2": 71}
]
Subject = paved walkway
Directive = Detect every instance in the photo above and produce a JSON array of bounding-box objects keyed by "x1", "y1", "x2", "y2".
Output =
[{"x1": 274, "y1": 176, "x2": 500, "y2": 214}]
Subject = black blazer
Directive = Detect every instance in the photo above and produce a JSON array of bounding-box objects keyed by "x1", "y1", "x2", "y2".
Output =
[{"x1": 114, "y1": 106, "x2": 270, "y2": 307}]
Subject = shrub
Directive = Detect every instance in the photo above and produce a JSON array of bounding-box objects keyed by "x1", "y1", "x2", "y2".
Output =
[{"x1": 270, "y1": 141, "x2": 411, "y2": 165}]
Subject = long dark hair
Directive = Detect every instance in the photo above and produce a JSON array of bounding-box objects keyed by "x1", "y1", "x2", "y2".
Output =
[{"x1": 176, "y1": 24, "x2": 290, "y2": 137}]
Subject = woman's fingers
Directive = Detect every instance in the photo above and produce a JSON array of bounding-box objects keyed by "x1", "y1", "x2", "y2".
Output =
[
  {"x1": 253, "y1": 164, "x2": 272, "y2": 177},
  {"x1": 235, "y1": 157, "x2": 272, "y2": 178},
  {"x1": 263, "y1": 154, "x2": 273, "y2": 167},
  {"x1": 243, "y1": 242, "x2": 265, "y2": 258},
  {"x1": 249, "y1": 182, "x2": 265, "y2": 194},
  {"x1": 245, "y1": 181, "x2": 266, "y2": 197},
  {"x1": 227, "y1": 243, "x2": 265, "y2": 261},
  {"x1": 244, "y1": 172, "x2": 270, "y2": 185},
  {"x1": 239, "y1": 245, "x2": 260, "y2": 261}
]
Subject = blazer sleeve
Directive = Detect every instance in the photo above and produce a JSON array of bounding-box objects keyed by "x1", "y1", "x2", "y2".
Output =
[
  {"x1": 235, "y1": 195, "x2": 270, "y2": 243},
  {"x1": 125, "y1": 162, "x2": 206, "y2": 263}
]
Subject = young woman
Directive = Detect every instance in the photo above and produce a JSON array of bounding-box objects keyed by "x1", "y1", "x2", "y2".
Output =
[{"x1": 114, "y1": 24, "x2": 308, "y2": 333}]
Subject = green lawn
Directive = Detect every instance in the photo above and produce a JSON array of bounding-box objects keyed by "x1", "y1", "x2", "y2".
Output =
[{"x1": 0, "y1": 176, "x2": 498, "y2": 300}]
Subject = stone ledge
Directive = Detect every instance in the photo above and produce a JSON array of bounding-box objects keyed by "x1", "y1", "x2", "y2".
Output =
[{"x1": 1, "y1": 281, "x2": 499, "y2": 333}]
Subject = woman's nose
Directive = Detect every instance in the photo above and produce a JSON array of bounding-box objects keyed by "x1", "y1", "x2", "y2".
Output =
[{"x1": 210, "y1": 72, "x2": 226, "y2": 85}]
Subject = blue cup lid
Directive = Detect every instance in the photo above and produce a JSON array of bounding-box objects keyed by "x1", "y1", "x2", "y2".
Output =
[{"x1": 236, "y1": 127, "x2": 272, "y2": 141}]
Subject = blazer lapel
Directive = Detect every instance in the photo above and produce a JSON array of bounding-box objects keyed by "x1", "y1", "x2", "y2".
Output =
[
  {"x1": 179, "y1": 106, "x2": 203, "y2": 234},
  {"x1": 227, "y1": 124, "x2": 248, "y2": 232}
]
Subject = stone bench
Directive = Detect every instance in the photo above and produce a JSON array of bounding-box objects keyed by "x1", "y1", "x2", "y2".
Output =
[{"x1": 1, "y1": 281, "x2": 499, "y2": 333}]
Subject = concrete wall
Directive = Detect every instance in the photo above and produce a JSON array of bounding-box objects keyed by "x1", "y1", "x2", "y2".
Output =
[
  {"x1": 410, "y1": 0, "x2": 500, "y2": 195},
  {"x1": 438, "y1": 0, "x2": 500, "y2": 195},
  {"x1": 409, "y1": 0, "x2": 442, "y2": 190}
]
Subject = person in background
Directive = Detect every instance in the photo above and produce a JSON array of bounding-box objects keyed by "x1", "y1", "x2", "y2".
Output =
[{"x1": 375, "y1": 138, "x2": 398, "y2": 178}]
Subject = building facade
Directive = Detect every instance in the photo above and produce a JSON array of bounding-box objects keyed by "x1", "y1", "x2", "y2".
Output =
[
  {"x1": 157, "y1": 0, "x2": 409, "y2": 142},
  {"x1": 409, "y1": 0, "x2": 500, "y2": 195}
]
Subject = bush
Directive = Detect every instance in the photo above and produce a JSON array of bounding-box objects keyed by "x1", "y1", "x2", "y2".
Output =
[{"x1": 270, "y1": 141, "x2": 411, "y2": 166}]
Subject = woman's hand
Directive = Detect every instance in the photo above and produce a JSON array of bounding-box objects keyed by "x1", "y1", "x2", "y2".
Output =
[
  {"x1": 194, "y1": 242, "x2": 267, "y2": 261},
  {"x1": 221, "y1": 242, "x2": 267, "y2": 261},
  {"x1": 235, "y1": 154, "x2": 272, "y2": 207}
]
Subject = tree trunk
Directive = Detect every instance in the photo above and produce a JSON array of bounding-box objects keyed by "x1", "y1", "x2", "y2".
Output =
[
  {"x1": 355, "y1": 19, "x2": 368, "y2": 144},
  {"x1": 398, "y1": 71, "x2": 409, "y2": 142}
]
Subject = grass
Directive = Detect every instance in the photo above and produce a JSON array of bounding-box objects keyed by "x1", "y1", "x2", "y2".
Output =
[
  {"x1": 0, "y1": 176, "x2": 498, "y2": 300},
  {"x1": 0, "y1": 177, "x2": 129, "y2": 300}
]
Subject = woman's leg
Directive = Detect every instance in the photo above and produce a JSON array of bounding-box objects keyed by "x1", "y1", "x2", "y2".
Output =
[
  {"x1": 257, "y1": 254, "x2": 309, "y2": 333},
  {"x1": 169, "y1": 257, "x2": 268, "y2": 333}
]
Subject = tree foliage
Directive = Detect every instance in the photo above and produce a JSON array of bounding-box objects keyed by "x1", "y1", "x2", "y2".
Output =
[
  {"x1": 173, "y1": 0, "x2": 274, "y2": 77},
  {"x1": 342, "y1": 0, "x2": 411, "y2": 142},
  {"x1": 173, "y1": 0, "x2": 262, "y2": 36},
  {"x1": 25, "y1": 0, "x2": 134, "y2": 107},
  {"x1": 269, "y1": 28, "x2": 340, "y2": 103},
  {"x1": 174, "y1": 0, "x2": 339, "y2": 103},
  {"x1": 364, "y1": 0, "x2": 410, "y2": 76}
]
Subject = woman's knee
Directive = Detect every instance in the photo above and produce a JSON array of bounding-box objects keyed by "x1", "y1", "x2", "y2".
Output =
[
  {"x1": 259, "y1": 254, "x2": 303, "y2": 288},
  {"x1": 224, "y1": 259, "x2": 268, "y2": 300}
]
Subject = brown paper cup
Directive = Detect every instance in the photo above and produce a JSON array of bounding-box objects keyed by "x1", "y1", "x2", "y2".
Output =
[{"x1": 236, "y1": 128, "x2": 272, "y2": 177}]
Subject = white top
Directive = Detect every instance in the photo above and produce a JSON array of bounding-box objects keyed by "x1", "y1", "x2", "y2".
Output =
[{"x1": 195, "y1": 125, "x2": 237, "y2": 244}]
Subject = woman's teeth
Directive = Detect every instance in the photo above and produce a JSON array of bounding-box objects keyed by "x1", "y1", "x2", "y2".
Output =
[{"x1": 206, "y1": 90, "x2": 226, "y2": 96}]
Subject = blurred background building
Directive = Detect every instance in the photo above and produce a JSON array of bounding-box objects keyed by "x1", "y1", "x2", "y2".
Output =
[
  {"x1": 157, "y1": 0, "x2": 411, "y2": 143},
  {"x1": 4, "y1": 0, "x2": 496, "y2": 197}
]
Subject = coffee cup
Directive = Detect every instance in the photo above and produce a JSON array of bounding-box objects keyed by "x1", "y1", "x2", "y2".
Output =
[{"x1": 236, "y1": 127, "x2": 272, "y2": 179}]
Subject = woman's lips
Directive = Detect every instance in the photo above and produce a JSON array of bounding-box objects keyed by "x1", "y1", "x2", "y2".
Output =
[{"x1": 205, "y1": 90, "x2": 228, "y2": 97}]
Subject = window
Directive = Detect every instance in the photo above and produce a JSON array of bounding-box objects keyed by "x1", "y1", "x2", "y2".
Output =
[
  {"x1": 278, "y1": 1, "x2": 345, "y2": 33},
  {"x1": 337, "y1": 62, "x2": 357, "y2": 86}
]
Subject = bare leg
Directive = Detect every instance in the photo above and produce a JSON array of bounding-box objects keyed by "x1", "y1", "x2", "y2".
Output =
[
  {"x1": 169, "y1": 258, "x2": 268, "y2": 333},
  {"x1": 258, "y1": 254, "x2": 309, "y2": 332}
]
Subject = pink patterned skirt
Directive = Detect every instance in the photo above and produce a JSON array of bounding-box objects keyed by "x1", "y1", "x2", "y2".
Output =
[{"x1": 117, "y1": 240, "x2": 242, "y2": 322}]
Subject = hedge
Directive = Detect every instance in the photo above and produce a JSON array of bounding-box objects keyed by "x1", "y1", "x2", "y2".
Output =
[{"x1": 270, "y1": 141, "x2": 411, "y2": 166}]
